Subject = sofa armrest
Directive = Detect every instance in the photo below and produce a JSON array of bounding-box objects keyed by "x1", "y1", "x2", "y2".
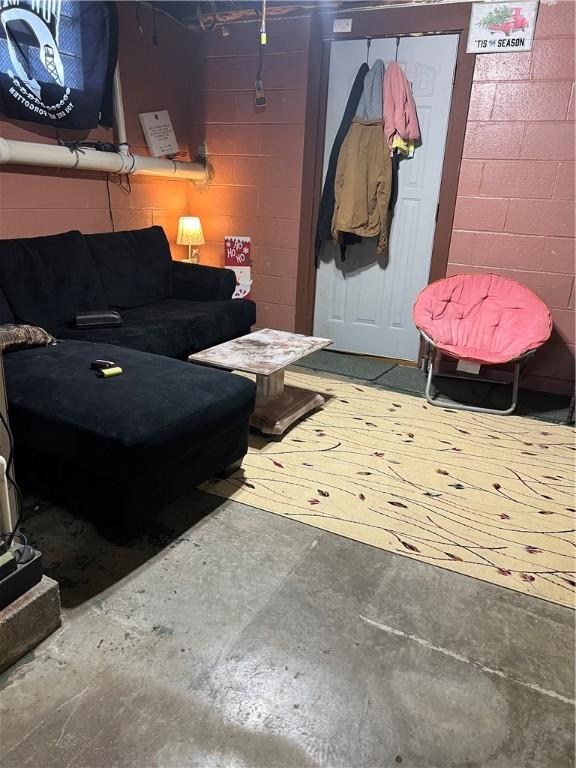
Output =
[{"x1": 171, "y1": 261, "x2": 237, "y2": 301}]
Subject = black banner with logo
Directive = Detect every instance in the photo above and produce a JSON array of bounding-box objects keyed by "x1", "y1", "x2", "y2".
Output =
[{"x1": 0, "y1": 1, "x2": 118, "y2": 129}]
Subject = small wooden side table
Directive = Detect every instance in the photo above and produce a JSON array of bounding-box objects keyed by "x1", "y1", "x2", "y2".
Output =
[{"x1": 190, "y1": 329, "x2": 332, "y2": 435}]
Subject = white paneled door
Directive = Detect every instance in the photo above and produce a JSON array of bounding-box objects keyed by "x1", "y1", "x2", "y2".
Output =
[{"x1": 313, "y1": 34, "x2": 459, "y2": 360}]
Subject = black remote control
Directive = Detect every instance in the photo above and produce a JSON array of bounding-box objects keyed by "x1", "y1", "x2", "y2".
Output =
[{"x1": 90, "y1": 360, "x2": 117, "y2": 371}]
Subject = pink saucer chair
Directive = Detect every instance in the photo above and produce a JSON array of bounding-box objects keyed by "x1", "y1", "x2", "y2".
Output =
[{"x1": 413, "y1": 273, "x2": 552, "y2": 415}]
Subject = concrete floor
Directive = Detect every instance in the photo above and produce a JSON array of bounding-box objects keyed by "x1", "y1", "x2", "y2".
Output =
[{"x1": 0, "y1": 491, "x2": 574, "y2": 768}]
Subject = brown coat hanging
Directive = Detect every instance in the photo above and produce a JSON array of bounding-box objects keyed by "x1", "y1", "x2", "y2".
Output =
[{"x1": 332, "y1": 117, "x2": 392, "y2": 256}]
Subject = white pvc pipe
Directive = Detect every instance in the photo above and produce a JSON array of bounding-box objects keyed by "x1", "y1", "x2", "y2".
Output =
[
  {"x1": 113, "y1": 66, "x2": 129, "y2": 154},
  {"x1": 0, "y1": 137, "x2": 127, "y2": 172},
  {"x1": 0, "y1": 137, "x2": 206, "y2": 180},
  {"x1": 0, "y1": 136, "x2": 206, "y2": 180},
  {"x1": 0, "y1": 66, "x2": 206, "y2": 182},
  {"x1": 130, "y1": 154, "x2": 207, "y2": 179}
]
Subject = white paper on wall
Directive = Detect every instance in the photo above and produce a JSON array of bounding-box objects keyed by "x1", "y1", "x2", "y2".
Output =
[{"x1": 138, "y1": 110, "x2": 180, "y2": 157}]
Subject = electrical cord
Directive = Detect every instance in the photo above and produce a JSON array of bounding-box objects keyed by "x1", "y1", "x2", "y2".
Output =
[
  {"x1": 6, "y1": 474, "x2": 26, "y2": 549},
  {"x1": 255, "y1": 0, "x2": 267, "y2": 107},
  {"x1": 0, "y1": 410, "x2": 26, "y2": 549},
  {"x1": 120, "y1": 161, "x2": 134, "y2": 191},
  {"x1": 261, "y1": 0, "x2": 267, "y2": 39},
  {"x1": 106, "y1": 168, "x2": 133, "y2": 232},
  {"x1": 256, "y1": 0, "x2": 266, "y2": 81},
  {"x1": 136, "y1": 1, "x2": 144, "y2": 34},
  {"x1": 106, "y1": 173, "x2": 115, "y2": 232},
  {"x1": 124, "y1": 173, "x2": 132, "y2": 193},
  {"x1": 0, "y1": 530, "x2": 27, "y2": 547},
  {"x1": 0, "y1": 409, "x2": 14, "y2": 479},
  {"x1": 197, "y1": 1, "x2": 217, "y2": 32},
  {"x1": 256, "y1": 33, "x2": 264, "y2": 82},
  {"x1": 136, "y1": 1, "x2": 158, "y2": 45},
  {"x1": 151, "y1": 2, "x2": 158, "y2": 46}
]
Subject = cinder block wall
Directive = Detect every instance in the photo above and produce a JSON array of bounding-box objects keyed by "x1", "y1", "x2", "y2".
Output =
[
  {"x1": 187, "y1": 17, "x2": 311, "y2": 331},
  {"x1": 2, "y1": 3, "x2": 570, "y2": 394},
  {"x1": 190, "y1": 4, "x2": 574, "y2": 394},
  {"x1": 448, "y1": 2, "x2": 575, "y2": 395},
  {"x1": 0, "y1": 4, "x2": 195, "y2": 261}
]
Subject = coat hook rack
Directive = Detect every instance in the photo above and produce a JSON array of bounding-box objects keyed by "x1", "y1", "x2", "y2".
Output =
[
  {"x1": 366, "y1": 37, "x2": 372, "y2": 65},
  {"x1": 395, "y1": 35, "x2": 400, "y2": 61}
]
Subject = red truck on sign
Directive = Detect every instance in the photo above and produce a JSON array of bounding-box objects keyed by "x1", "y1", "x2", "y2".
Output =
[{"x1": 488, "y1": 7, "x2": 528, "y2": 35}]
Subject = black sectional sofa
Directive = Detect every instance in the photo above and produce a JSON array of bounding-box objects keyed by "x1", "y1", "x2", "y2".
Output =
[{"x1": 0, "y1": 226, "x2": 256, "y2": 538}]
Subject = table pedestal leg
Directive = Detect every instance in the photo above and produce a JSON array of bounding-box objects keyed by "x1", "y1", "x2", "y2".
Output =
[{"x1": 250, "y1": 367, "x2": 325, "y2": 436}]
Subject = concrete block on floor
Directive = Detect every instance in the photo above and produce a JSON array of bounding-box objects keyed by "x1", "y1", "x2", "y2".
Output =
[{"x1": 0, "y1": 576, "x2": 61, "y2": 674}]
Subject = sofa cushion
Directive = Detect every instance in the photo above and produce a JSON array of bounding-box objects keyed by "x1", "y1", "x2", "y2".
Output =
[
  {"x1": 4, "y1": 340, "x2": 255, "y2": 473},
  {"x1": 56, "y1": 298, "x2": 256, "y2": 358},
  {"x1": 0, "y1": 231, "x2": 107, "y2": 329},
  {"x1": 172, "y1": 261, "x2": 236, "y2": 301},
  {"x1": 85, "y1": 226, "x2": 173, "y2": 308},
  {"x1": 0, "y1": 324, "x2": 55, "y2": 353},
  {"x1": 167, "y1": 298, "x2": 256, "y2": 350},
  {"x1": 120, "y1": 298, "x2": 256, "y2": 353},
  {"x1": 56, "y1": 300, "x2": 198, "y2": 359}
]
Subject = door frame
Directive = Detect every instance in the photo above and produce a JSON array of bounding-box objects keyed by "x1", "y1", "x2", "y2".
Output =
[{"x1": 295, "y1": 3, "x2": 475, "y2": 336}]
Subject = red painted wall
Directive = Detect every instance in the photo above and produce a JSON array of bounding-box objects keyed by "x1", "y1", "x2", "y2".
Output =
[
  {"x1": 1, "y1": 3, "x2": 572, "y2": 394},
  {"x1": 448, "y1": 2, "x2": 575, "y2": 395},
  {"x1": 0, "y1": 3, "x2": 194, "y2": 260},
  {"x1": 191, "y1": 4, "x2": 574, "y2": 395},
  {"x1": 187, "y1": 16, "x2": 311, "y2": 330}
]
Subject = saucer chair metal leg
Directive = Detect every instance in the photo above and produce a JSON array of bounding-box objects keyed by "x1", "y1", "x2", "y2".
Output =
[
  {"x1": 425, "y1": 345, "x2": 440, "y2": 404},
  {"x1": 424, "y1": 346, "x2": 522, "y2": 416},
  {"x1": 566, "y1": 393, "x2": 575, "y2": 425},
  {"x1": 446, "y1": 360, "x2": 520, "y2": 416},
  {"x1": 421, "y1": 337, "x2": 432, "y2": 374}
]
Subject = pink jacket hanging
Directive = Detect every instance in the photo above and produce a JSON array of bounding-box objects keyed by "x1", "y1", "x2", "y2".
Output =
[{"x1": 383, "y1": 62, "x2": 420, "y2": 146}]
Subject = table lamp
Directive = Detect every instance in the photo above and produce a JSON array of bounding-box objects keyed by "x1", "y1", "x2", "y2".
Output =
[{"x1": 177, "y1": 216, "x2": 205, "y2": 263}]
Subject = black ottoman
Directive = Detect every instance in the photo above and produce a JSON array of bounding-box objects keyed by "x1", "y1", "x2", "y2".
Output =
[{"x1": 4, "y1": 341, "x2": 255, "y2": 538}]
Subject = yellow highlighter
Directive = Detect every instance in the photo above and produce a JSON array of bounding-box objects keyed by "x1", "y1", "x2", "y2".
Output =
[{"x1": 97, "y1": 366, "x2": 123, "y2": 378}]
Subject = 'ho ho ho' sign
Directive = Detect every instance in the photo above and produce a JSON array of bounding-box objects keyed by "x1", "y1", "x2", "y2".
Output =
[{"x1": 225, "y1": 236, "x2": 252, "y2": 300}]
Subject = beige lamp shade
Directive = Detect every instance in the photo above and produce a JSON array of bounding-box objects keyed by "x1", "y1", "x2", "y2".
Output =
[{"x1": 177, "y1": 216, "x2": 205, "y2": 246}]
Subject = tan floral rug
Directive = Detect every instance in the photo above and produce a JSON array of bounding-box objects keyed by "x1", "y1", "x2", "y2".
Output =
[{"x1": 203, "y1": 371, "x2": 576, "y2": 608}]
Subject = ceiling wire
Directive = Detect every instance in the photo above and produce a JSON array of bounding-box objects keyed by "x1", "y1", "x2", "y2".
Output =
[
  {"x1": 255, "y1": 0, "x2": 267, "y2": 107},
  {"x1": 135, "y1": 0, "x2": 192, "y2": 32},
  {"x1": 197, "y1": 1, "x2": 217, "y2": 31},
  {"x1": 187, "y1": 0, "x2": 472, "y2": 30}
]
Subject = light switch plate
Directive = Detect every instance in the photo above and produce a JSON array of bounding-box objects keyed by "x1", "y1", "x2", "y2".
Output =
[{"x1": 333, "y1": 18, "x2": 352, "y2": 33}]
